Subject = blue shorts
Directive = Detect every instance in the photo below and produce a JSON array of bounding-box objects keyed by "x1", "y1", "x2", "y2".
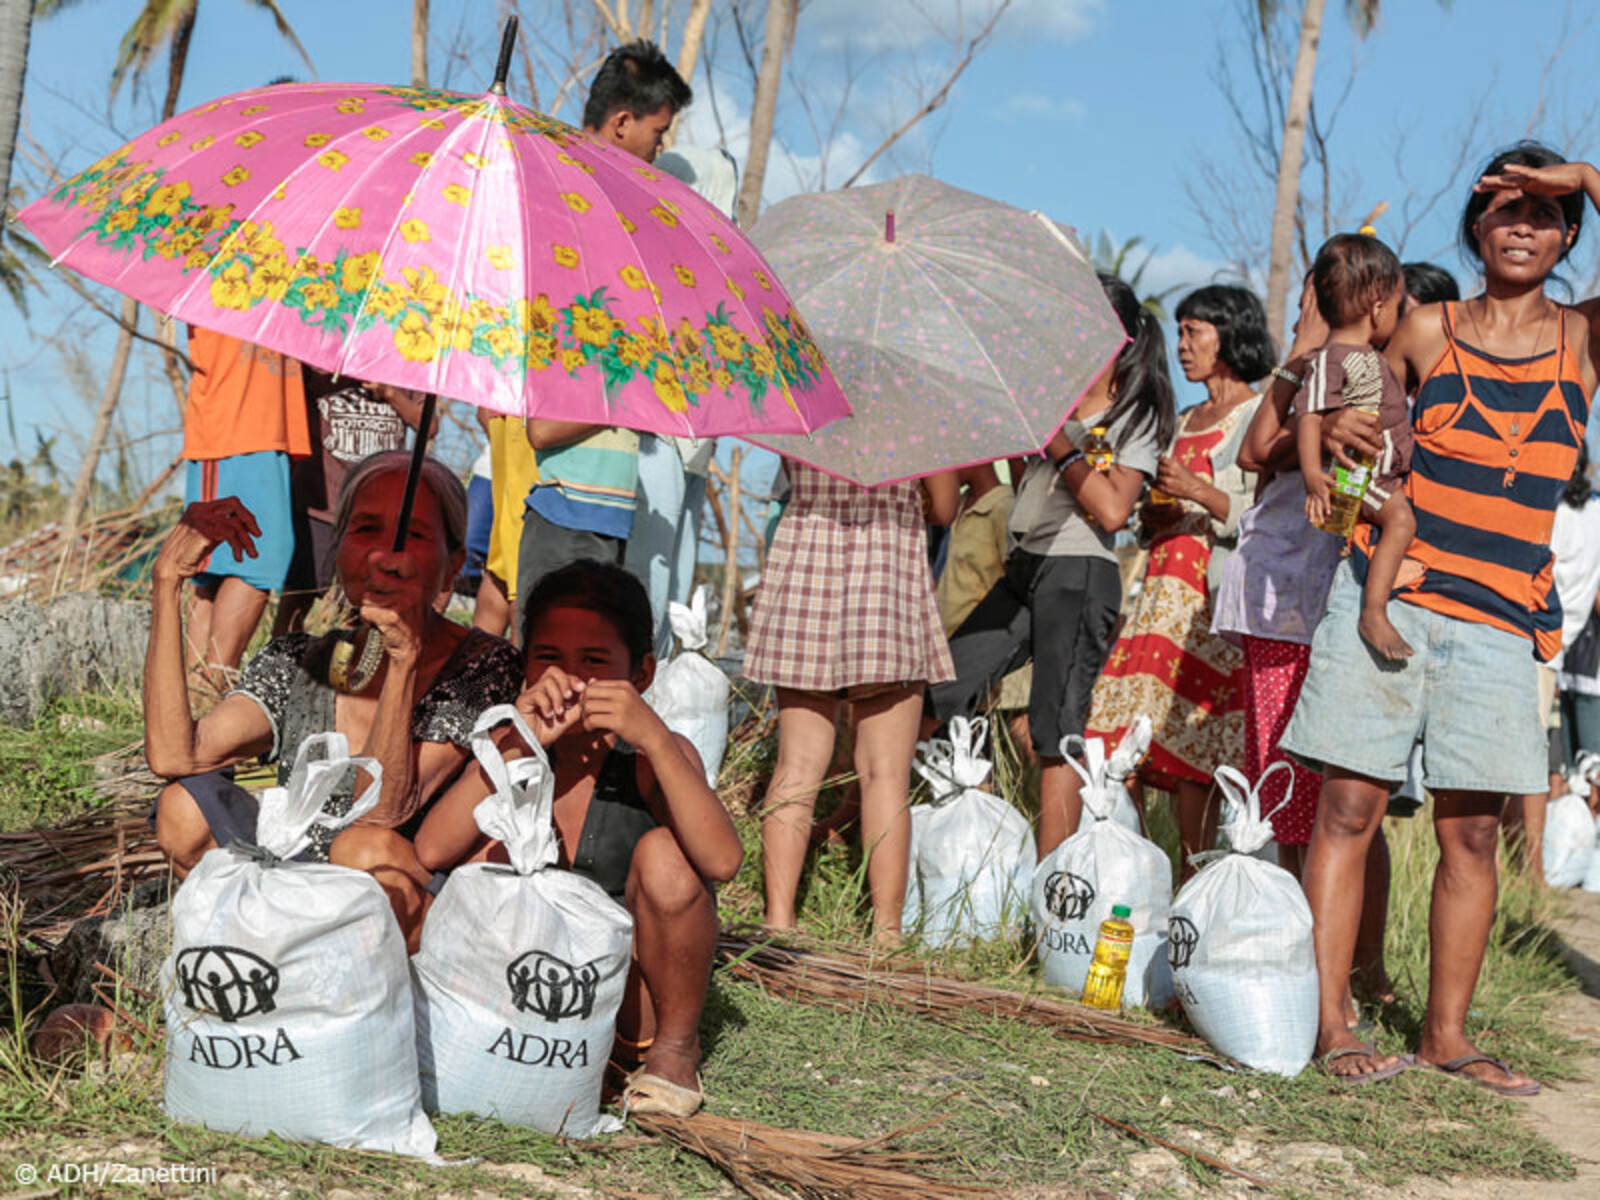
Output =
[
  {"x1": 464, "y1": 473, "x2": 494, "y2": 582},
  {"x1": 184, "y1": 451, "x2": 295, "y2": 592},
  {"x1": 1282, "y1": 560, "x2": 1546, "y2": 796}
]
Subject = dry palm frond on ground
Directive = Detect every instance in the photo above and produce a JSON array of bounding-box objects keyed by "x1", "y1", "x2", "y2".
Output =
[
  {"x1": 716, "y1": 932, "x2": 1208, "y2": 1055},
  {"x1": 631, "y1": 1109, "x2": 991, "y2": 1200}
]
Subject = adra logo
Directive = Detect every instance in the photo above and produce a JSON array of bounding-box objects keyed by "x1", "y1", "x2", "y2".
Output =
[
  {"x1": 1042, "y1": 871, "x2": 1095, "y2": 923},
  {"x1": 506, "y1": 951, "x2": 601, "y2": 1023},
  {"x1": 175, "y1": 946, "x2": 279, "y2": 1022}
]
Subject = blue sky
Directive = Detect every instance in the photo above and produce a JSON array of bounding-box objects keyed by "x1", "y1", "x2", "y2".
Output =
[{"x1": 6, "y1": 0, "x2": 1600, "y2": 492}]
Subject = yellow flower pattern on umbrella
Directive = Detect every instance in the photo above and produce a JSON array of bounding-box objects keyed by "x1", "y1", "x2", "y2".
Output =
[{"x1": 25, "y1": 82, "x2": 845, "y2": 432}]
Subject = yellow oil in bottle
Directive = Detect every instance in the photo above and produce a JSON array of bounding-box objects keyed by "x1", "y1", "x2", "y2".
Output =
[
  {"x1": 1083, "y1": 425, "x2": 1114, "y2": 473},
  {"x1": 1081, "y1": 905, "x2": 1135, "y2": 1010}
]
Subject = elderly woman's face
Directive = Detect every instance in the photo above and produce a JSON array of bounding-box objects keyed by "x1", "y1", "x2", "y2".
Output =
[
  {"x1": 1177, "y1": 317, "x2": 1225, "y2": 383},
  {"x1": 336, "y1": 472, "x2": 458, "y2": 608}
]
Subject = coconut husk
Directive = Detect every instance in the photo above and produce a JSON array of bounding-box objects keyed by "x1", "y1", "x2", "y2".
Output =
[
  {"x1": 631, "y1": 1108, "x2": 989, "y2": 1200},
  {"x1": 716, "y1": 933, "x2": 1208, "y2": 1056}
]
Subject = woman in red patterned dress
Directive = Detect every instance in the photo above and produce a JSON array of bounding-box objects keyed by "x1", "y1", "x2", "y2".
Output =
[{"x1": 1084, "y1": 286, "x2": 1271, "y2": 877}]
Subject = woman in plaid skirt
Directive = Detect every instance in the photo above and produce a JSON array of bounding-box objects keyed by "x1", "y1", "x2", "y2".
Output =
[{"x1": 747, "y1": 463, "x2": 957, "y2": 942}]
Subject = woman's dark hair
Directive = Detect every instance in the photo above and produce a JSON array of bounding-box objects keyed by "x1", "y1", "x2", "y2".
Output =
[
  {"x1": 582, "y1": 40, "x2": 693, "y2": 131},
  {"x1": 1098, "y1": 273, "x2": 1177, "y2": 453},
  {"x1": 1460, "y1": 141, "x2": 1584, "y2": 264},
  {"x1": 1311, "y1": 234, "x2": 1403, "y2": 326},
  {"x1": 1564, "y1": 441, "x2": 1592, "y2": 509},
  {"x1": 522, "y1": 559, "x2": 655, "y2": 666},
  {"x1": 1402, "y1": 261, "x2": 1460, "y2": 305},
  {"x1": 1174, "y1": 285, "x2": 1277, "y2": 383}
]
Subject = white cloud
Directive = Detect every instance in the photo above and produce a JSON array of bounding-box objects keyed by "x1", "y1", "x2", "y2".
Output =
[
  {"x1": 804, "y1": 0, "x2": 1106, "y2": 52},
  {"x1": 1121, "y1": 243, "x2": 1235, "y2": 302},
  {"x1": 998, "y1": 92, "x2": 1086, "y2": 120}
]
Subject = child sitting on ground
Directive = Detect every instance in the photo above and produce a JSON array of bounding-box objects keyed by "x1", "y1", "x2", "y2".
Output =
[
  {"x1": 416, "y1": 560, "x2": 741, "y2": 1117},
  {"x1": 1296, "y1": 233, "x2": 1417, "y2": 660}
]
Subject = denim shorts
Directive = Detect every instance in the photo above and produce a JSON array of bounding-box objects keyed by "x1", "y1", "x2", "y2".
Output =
[{"x1": 1282, "y1": 560, "x2": 1546, "y2": 795}]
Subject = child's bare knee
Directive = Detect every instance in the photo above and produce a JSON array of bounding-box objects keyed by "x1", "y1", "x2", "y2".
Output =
[
  {"x1": 1317, "y1": 789, "x2": 1384, "y2": 839},
  {"x1": 330, "y1": 826, "x2": 408, "y2": 873},
  {"x1": 628, "y1": 829, "x2": 712, "y2": 917}
]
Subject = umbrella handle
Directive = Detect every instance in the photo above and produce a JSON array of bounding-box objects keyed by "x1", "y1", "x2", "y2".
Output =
[
  {"x1": 391, "y1": 393, "x2": 437, "y2": 553},
  {"x1": 489, "y1": 16, "x2": 519, "y2": 96}
]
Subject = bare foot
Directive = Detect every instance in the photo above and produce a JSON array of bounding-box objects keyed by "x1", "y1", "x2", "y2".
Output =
[
  {"x1": 1359, "y1": 608, "x2": 1414, "y2": 661},
  {"x1": 640, "y1": 1034, "x2": 701, "y2": 1092},
  {"x1": 1317, "y1": 1027, "x2": 1403, "y2": 1078},
  {"x1": 870, "y1": 925, "x2": 902, "y2": 951}
]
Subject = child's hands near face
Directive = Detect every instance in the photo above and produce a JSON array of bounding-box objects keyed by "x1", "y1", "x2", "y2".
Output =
[
  {"x1": 579, "y1": 679, "x2": 669, "y2": 749},
  {"x1": 516, "y1": 666, "x2": 586, "y2": 745}
]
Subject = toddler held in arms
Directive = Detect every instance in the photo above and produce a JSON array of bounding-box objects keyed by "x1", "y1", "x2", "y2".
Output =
[
  {"x1": 1296, "y1": 233, "x2": 1417, "y2": 660},
  {"x1": 415, "y1": 560, "x2": 742, "y2": 1117}
]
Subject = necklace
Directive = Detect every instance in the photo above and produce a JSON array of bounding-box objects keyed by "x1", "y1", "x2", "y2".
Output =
[{"x1": 1463, "y1": 295, "x2": 1556, "y2": 362}]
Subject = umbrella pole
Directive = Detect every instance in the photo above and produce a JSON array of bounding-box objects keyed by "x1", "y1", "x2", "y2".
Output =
[
  {"x1": 488, "y1": 16, "x2": 518, "y2": 96},
  {"x1": 390, "y1": 392, "x2": 436, "y2": 553}
]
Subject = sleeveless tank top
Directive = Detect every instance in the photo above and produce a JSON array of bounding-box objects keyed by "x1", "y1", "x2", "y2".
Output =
[
  {"x1": 1354, "y1": 301, "x2": 1588, "y2": 660},
  {"x1": 561, "y1": 745, "x2": 658, "y2": 901}
]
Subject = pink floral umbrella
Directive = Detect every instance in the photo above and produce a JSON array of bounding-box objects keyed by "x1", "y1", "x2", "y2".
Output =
[{"x1": 15, "y1": 31, "x2": 846, "y2": 439}]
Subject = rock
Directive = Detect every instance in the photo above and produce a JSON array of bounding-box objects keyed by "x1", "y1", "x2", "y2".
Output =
[
  {"x1": 0, "y1": 593, "x2": 150, "y2": 725},
  {"x1": 29, "y1": 1003, "x2": 131, "y2": 1061},
  {"x1": 50, "y1": 878, "x2": 171, "y2": 1005}
]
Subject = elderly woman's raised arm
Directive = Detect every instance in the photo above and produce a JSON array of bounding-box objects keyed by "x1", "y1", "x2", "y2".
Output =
[{"x1": 143, "y1": 499, "x2": 274, "y2": 778}]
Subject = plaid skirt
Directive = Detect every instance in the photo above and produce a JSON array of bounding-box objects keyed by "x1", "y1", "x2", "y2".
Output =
[{"x1": 745, "y1": 466, "x2": 954, "y2": 692}]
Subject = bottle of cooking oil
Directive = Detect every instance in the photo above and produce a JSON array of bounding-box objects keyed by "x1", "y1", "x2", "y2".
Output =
[
  {"x1": 1083, "y1": 425, "x2": 1114, "y2": 473},
  {"x1": 1080, "y1": 904, "x2": 1134, "y2": 1010},
  {"x1": 1313, "y1": 405, "x2": 1379, "y2": 538}
]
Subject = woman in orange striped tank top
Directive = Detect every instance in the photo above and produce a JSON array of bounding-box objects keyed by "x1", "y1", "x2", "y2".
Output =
[{"x1": 1282, "y1": 142, "x2": 1600, "y2": 1093}]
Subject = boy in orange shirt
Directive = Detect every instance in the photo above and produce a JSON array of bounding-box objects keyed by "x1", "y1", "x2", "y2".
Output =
[{"x1": 181, "y1": 325, "x2": 310, "y2": 691}]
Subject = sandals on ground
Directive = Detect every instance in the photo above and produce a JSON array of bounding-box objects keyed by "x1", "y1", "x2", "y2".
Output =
[
  {"x1": 1426, "y1": 1053, "x2": 1541, "y2": 1097},
  {"x1": 1318, "y1": 1043, "x2": 1416, "y2": 1085},
  {"x1": 621, "y1": 1065, "x2": 705, "y2": 1118}
]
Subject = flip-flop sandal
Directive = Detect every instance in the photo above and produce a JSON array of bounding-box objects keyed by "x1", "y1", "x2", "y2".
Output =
[
  {"x1": 622, "y1": 1070, "x2": 704, "y2": 1118},
  {"x1": 1426, "y1": 1054, "x2": 1541, "y2": 1097},
  {"x1": 1319, "y1": 1043, "x2": 1415, "y2": 1085}
]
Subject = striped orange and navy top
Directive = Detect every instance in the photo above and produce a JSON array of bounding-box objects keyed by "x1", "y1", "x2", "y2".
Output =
[{"x1": 1354, "y1": 302, "x2": 1588, "y2": 661}]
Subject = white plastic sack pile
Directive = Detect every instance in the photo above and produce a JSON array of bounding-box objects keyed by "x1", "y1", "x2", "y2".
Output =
[
  {"x1": 1058, "y1": 718, "x2": 1151, "y2": 835},
  {"x1": 646, "y1": 586, "x2": 730, "y2": 787},
  {"x1": 902, "y1": 717, "x2": 1035, "y2": 946},
  {"x1": 1168, "y1": 763, "x2": 1318, "y2": 1076},
  {"x1": 1545, "y1": 770, "x2": 1596, "y2": 889},
  {"x1": 412, "y1": 706, "x2": 634, "y2": 1136},
  {"x1": 1032, "y1": 717, "x2": 1172, "y2": 1007},
  {"x1": 163, "y1": 734, "x2": 436, "y2": 1156}
]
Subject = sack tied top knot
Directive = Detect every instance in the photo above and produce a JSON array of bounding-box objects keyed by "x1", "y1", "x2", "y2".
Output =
[
  {"x1": 1059, "y1": 714, "x2": 1152, "y2": 823},
  {"x1": 253, "y1": 732, "x2": 382, "y2": 861},
  {"x1": 914, "y1": 715, "x2": 992, "y2": 802},
  {"x1": 469, "y1": 704, "x2": 559, "y2": 875},
  {"x1": 1212, "y1": 761, "x2": 1295, "y2": 856},
  {"x1": 667, "y1": 584, "x2": 712, "y2": 654}
]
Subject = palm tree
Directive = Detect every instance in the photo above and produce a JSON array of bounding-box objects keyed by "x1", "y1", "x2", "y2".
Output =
[
  {"x1": 1261, "y1": 0, "x2": 1383, "y2": 338},
  {"x1": 1090, "y1": 232, "x2": 1184, "y2": 322},
  {"x1": 0, "y1": 0, "x2": 34, "y2": 247}
]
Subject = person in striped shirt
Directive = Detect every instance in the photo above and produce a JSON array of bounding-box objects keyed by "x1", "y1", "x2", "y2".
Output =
[{"x1": 1283, "y1": 142, "x2": 1600, "y2": 1094}]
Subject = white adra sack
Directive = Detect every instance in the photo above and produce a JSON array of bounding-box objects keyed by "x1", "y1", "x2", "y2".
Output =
[
  {"x1": 163, "y1": 734, "x2": 437, "y2": 1157},
  {"x1": 1057, "y1": 718, "x2": 1150, "y2": 835},
  {"x1": 1546, "y1": 768, "x2": 1596, "y2": 889},
  {"x1": 1168, "y1": 763, "x2": 1318, "y2": 1077},
  {"x1": 902, "y1": 717, "x2": 1035, "y2": 947},
  {"x1": 646, "y1": 586, "x2": 730, "y2": 787},
  {"x1": 1032, "y1": 717, "x2": 1172, "y2": 1008},
  {"x1": 412, "y1": 705, "x2": 633, "y2": 1136}
]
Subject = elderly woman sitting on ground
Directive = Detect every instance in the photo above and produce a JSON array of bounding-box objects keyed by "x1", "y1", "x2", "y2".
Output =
[{"x1": 146, "y1": 452, "x2": 521, "y2": 947}]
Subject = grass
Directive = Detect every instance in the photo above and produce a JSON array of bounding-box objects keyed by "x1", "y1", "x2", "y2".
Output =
[{"x1": 0, "y1": 696, "x2": 1586, "y2": 1197}]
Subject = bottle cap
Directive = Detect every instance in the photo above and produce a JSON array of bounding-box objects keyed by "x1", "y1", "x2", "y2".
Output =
[{"x1": 1111, "y1": 904, "x2": 1131, "y2": 918}]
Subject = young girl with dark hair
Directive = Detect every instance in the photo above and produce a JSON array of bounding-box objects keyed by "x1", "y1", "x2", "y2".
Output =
[
  {"x1": 1283, "y1": 141, "x2": 1600, "y2": 1091},
  {"x1": 929, "y1": 273, "x2": 1177, "y2": 855},
  {"x1": 417, "y1": 560, "x2": 742, "y2": 1117},
  {"x1": 1083, "y1": 284, "x2": 1266, "y2": 868}
]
